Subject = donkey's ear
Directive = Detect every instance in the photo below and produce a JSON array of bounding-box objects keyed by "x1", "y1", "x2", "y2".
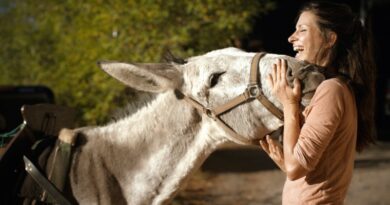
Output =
[{"x1": 98, "y1": 61, "x2": 182, "y2": 93}]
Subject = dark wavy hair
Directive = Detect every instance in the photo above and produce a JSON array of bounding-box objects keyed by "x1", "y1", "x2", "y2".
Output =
[{"x1": 299, "y1": 1, "x2": 377, "y2": 152}]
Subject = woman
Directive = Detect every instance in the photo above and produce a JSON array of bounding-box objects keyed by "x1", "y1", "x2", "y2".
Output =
[{"x1": 260, "y1": 1, "x2": 376, "y2": 204}]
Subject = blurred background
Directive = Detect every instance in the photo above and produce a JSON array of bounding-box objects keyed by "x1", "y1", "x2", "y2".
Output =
[{"x1": 0, "y1": 0, "x2": 388, "y2": 140}]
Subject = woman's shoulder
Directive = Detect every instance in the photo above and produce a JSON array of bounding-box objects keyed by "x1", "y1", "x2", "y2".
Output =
[
  {"x1": 311, "y1": 77, "x2": 352, "y2": 103},
  {"x1": 304, "y1": 78, "x2": 352, "y2": 117},
  {"x1": 316, "y1": 77, "x2": 349, "y2": 94}
]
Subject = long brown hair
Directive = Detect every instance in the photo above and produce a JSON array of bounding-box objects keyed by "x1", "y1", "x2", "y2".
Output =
[{"x1": 300, "y1": 1, "x2": 377, "y2": 152}]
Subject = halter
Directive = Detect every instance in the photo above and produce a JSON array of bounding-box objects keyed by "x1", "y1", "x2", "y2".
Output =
[{"x1": 179, "y1": 53, "x2": 284, "y2": 145}]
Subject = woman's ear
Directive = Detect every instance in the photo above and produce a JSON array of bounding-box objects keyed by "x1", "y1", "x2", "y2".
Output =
[{"x1": 326, "y1": 31, "x2": 337, "y2": 48}]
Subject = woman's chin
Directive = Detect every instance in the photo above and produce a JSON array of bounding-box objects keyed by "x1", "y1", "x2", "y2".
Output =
[{"x1": 295, "y1": 53, "x2": 311, "y2": 63}]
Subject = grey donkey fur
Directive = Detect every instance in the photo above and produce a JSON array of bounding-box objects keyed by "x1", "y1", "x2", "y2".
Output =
[{"x1": 56, "y1": 47, "x2": 325, "y2": 204}]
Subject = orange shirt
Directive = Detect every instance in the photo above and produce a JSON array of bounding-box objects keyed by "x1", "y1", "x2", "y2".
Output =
[{"x1": 283, "y1": 78, "x2": 357, "y2": 205}]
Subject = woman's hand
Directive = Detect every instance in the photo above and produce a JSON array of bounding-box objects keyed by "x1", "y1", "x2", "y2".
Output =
[
  {"x1": 260, "y1": 135, "x2": 286, "y2": 172},
  {"x1": 266, "y1": 59, "x2": 308, "y2": 179},
  {"x1": 267, "y1": 59, "x2": 302, "y2": 107}
]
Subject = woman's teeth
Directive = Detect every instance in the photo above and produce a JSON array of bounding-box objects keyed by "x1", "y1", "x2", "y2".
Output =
[{"x1": 293, "y1": 46, "x2": 304, "y2": 52}]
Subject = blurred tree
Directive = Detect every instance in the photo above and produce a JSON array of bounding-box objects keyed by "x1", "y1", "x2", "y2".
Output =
[{"x1": 0, "y1": 0, "x2": 275, "y2": 125}]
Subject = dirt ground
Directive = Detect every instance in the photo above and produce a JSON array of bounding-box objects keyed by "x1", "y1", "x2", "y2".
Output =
[{"x1": 173, "y1": 141, "x2": 390, "y2": 205}]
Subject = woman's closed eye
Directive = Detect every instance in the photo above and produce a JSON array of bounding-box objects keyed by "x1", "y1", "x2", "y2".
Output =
[{"x1": 209, "y1": 72, "x2": 226, "y2": 88}]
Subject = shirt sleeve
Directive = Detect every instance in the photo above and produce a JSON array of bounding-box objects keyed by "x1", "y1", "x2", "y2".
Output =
[{"x1": 293, "y1": 80, "x2": 345, "y2": 171}]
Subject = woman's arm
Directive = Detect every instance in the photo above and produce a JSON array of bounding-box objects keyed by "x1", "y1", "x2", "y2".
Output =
[
  {"x1": 283, "y1": 103, "x2": 308, "y2": 180},
  {"x1": 267, "y1": 59, "x2": 308, "y2": 180}
]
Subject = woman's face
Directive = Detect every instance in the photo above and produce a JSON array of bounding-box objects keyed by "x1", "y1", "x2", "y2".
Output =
[{"x1": 288, "y1": 11, "x2": 330, "y2": 66}]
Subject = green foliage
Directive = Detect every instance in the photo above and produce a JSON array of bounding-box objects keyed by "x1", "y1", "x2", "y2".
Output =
[{"x1": 0, "y1": 0, "x2": 275, "y2": 125}]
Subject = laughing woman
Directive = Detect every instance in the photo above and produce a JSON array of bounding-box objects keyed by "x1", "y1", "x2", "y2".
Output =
[{"x1": 259, "y1": 1, "x2": 377, "y2": 204}]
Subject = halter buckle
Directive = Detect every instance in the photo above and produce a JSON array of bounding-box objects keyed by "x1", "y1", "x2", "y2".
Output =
[{"x1": 246, "y1": 84, "x2": 261, "y2": 99}]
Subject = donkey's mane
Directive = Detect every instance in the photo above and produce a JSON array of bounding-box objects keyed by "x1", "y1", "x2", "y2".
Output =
[{"x1": 110, "y1": 91, "x2": 157, "y2": 122}]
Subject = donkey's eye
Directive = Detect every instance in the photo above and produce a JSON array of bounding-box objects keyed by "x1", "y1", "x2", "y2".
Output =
[{"x1": 209, "y1": 72, "x2": 226, "y2": 88}]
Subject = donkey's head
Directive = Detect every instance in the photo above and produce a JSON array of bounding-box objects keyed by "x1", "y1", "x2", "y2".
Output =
[{"x1": 98, "y1": 47, "x2": 325, "y2": 145}]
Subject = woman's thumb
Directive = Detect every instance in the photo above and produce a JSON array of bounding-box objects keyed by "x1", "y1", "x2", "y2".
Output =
[{"x1": 293, "y1": 78, "x2": 301, "y2": 95}]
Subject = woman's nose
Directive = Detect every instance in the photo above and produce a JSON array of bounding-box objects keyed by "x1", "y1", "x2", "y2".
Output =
[{"x1": 288, "y1": 32, "x2": 296, "y2": 43}]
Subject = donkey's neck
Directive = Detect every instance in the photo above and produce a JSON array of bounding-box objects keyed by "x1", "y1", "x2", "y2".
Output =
[{"x1": 70, "y1": 91, "x2": 221, "y2": 204}]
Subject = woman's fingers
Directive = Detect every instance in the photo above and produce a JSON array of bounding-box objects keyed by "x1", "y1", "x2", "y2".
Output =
[
  {"x1": 270, "y1": 58, "x2": 302, "y2": 105},
  {"x1": 267, "y1": 135, "x2": 279, "y2": 156},
  {"x1": 267, "y1": 74, "x2": 274, "y2": 88},
  {"x1": 276, "y1": 59, "x2": 281, "y2": 83},
  {"x1": 260, "y1": 139, "x2": 270, "y2": 154},
  {"x1": 272, "y1": 63, "x2": 277, "y2": 84},
  {"x1": 280, "y1": 59, "x2": 287, "y2": 83},
  {"x1": 266, "y1": 136, "x2": 275, "y2": 153},
  {"x1": 267, "y1": 136, "x2": 283, "y2": 154},
  {"x1": 272, "y1": 59, "x2": 287, "y2": 87}
]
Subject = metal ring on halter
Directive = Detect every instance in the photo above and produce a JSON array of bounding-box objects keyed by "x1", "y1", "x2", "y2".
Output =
[
  {"x1": 204, "y1": 108, "x2": 216, "y2": 119},
  {"x1": 246, "y1": 84, "x2": 261, "y2": 99}
]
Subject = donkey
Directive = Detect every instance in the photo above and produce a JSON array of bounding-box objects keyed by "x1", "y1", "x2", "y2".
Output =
[{"x1": 53, "y1": 47, "x2": 324, "y2": 204}]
